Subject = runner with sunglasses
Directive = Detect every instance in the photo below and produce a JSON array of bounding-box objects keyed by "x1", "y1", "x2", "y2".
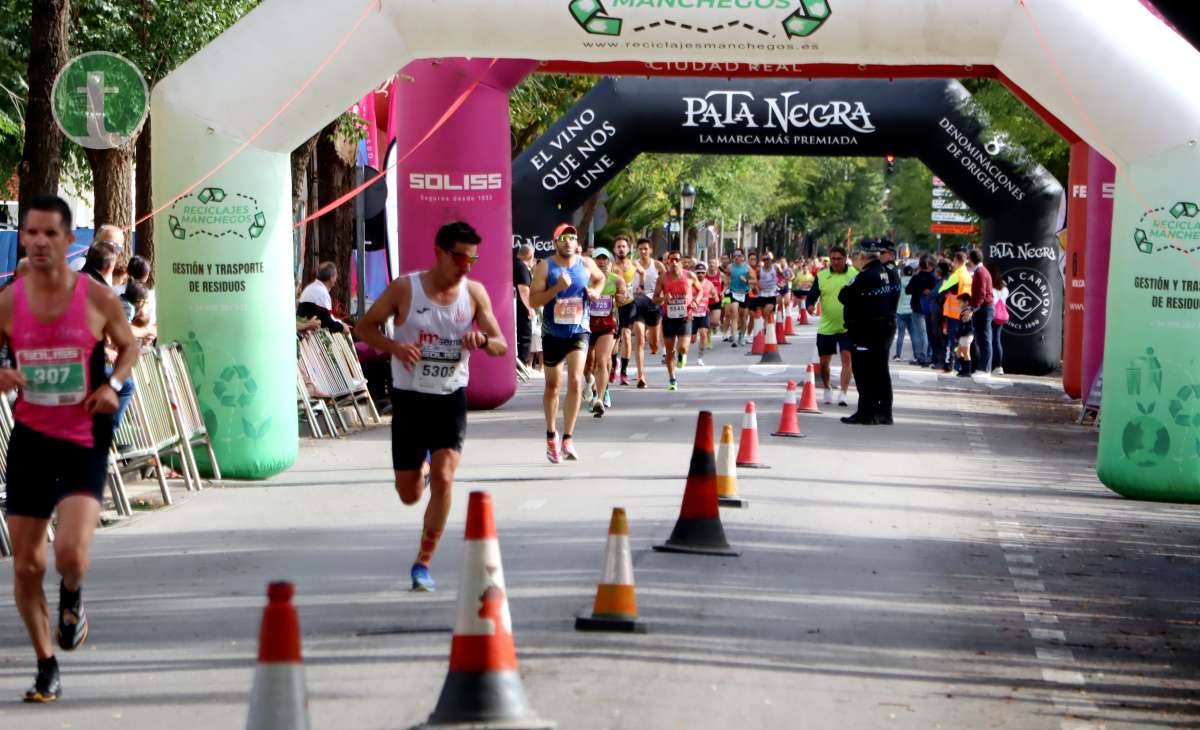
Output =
[
  {"x1": 529, "y1": 224, "x2": 605, "y2": 462},
  {"x1": 631, "y1": 239, "x2": 665, "y2": 388},
  {"x1": 584, "y1": 247, "x2": 626, "y2": 418},
  {"x1": 728, "y1": 250, "x2": 751, "y2": 346},
  {"x1": 691, "y1": 261, "x2": 718, "y2": 366},
  {"x1": 652, "y1": 251, "x2": 701, "y2": 391},
  {"x1": 354, "y1": 221, "x2": 507, "y2": 592}
]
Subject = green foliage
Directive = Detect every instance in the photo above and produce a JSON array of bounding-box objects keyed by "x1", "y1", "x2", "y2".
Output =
[
  {"x1": 885, "y1": 158, "x2": 934, "y2": 250},
  {"x1": 0, "y1": 0, "x2": 32, "y2": 186},
  {"x1": 961, "y1": 78, "x2": 1069, "y2": 185},
  {"x1": 510, "y1": 74, "x2": 596, "y2": 158},
  {"x1": 772, "y1": 157, "x2": 887, "y2": 247}
]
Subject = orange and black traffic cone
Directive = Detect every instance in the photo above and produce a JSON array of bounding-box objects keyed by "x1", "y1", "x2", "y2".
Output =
[
  {"x1": 576, "y1": 508, "x2": 646, "y2": 633},
  {"x1": 798, "y1": 364, "x2": 822, "y2": 414},
  {"x1": 418, "y1": 492, "x2": 553, "y2": 730},
  {"x1": 771, "y1": 381, "x2": 806, "y2": 438},
  {"x1": 653, "y1": 411, "x2": 739, "y2": 557},
  {"x1": 736, "y1": 402, "x2": 770, "y2": 469},
  {"x1": 246, "y1": 582, "x2": 311, "y2": 730},
  {"x1": 758, "y1": 314, "x2": 783, "y2": 364},
  {"x1": 717, "y1": 424, "x2": 748, "y2": 508}
]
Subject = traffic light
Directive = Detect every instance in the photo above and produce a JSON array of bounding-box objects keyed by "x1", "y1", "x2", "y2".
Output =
[{"x1": 885, "y1": 154, "x2": 896, "y2": 175}]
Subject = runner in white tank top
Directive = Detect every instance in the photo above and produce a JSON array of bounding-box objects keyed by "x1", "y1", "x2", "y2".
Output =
[
  {"x1": 631, "y1": 239, "x2": 666, "y2": 387},
  {"x1": 354, "y1": 221, "x2": 507, "y2": 592}
]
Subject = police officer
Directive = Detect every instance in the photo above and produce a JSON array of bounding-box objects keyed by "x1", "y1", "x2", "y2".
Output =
[{"x1": 838, "y1": 239, "x2": 902, "y2": 425}]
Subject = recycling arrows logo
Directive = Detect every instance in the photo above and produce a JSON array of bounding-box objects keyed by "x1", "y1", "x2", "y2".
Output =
[
  {"x1": 1134, "y1": 201, "x2": 1200, "y2": 255},
  {"x1": 167, "y1": 187, "x2": 267, "y2": 241},
  {"x1": 569, "y1": 0, "x2": 831, "y2": 38}
]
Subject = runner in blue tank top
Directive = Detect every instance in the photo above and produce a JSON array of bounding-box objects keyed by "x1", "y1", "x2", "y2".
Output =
[{"x1": 530, "y1": 223, "x2": 605, "y2": 463}]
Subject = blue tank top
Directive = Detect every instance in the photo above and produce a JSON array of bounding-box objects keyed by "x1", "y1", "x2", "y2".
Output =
[
  {"x1": 542, "y1": 256, "x2": 591, "y2": 337},
  {"x1": 730, "y1": 263, "x2": 750, "y2": 294}
]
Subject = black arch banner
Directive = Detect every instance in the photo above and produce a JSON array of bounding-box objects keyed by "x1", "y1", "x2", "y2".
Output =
[{"x1": 512, "y1": 77, "x2": 1064, "y2": 376}]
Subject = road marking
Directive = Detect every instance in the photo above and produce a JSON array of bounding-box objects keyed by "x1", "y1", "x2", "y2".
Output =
[
  {"x1": 1036, "y1": 647, "x2": 1076, "y2": 663},
  {"x1": 600, "y1": 450, "x2": 622, "y2": 459},
  {"x1": 654, "y1": 416, "x2": 670, "y2": 422},
  {"x1": 1052, "y1": 695, "x2": 1099, "y2": 712},
  {"x1": 1030, "y1": 628, "x2": 1067, "y2": 642},
  {"x1": 1005, "y1": 554, "x2": 1036, "y2": 564},
  {"x1": 1008, "y1": 567, "x2": 1040, "y2": 577},
  {"x1": 1024, "y1": 611, "x2": 1059, "y2": 624},
  {"x1": 1042, "y1": 669, "x2": 1086, "y2": 685},
  {"x1": 1018, "y1": 595, "x2": 1053, "y2": 608},
  {"x1": 1013, "y1": 579, "x2": 1046, "y2": 592},
  {"x1": 997, "y1": 531, "x2": 1026, "y2": 541},
  {"x1": 630, "y1": 432, "x2": 648, "y2": 441},
  {"x1": 518, "y1": 499, "x2": 546, "y2": 511}
]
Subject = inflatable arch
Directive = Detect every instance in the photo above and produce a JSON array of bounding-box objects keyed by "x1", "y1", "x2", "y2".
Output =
[
  {"x1": 512, "y1": 76, "x2": 1064, "y2": 376},
  {"x1": 152, "y1": 0, "x2": 1200, "y2": 503}
]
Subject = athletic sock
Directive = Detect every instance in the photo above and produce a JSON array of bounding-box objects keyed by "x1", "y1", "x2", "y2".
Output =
[
  {"x1": 415, "y1": 527, "x2": 443, "y2": 566},
  {"x1": 620, "y1": 358, "x2": 629, "y2": 375},
  {"x1": 546, "y1": 430, "x2": 557, "y2": 440},
  {"x1": 37, "y1": 656, "x2": 57, "y2": 675},
  {"x1": 562, "y1": 433, "x2": 572, "y2": 442},
  {"x1": 59, "y1": 580, "x2": 80, "y2": 610}
]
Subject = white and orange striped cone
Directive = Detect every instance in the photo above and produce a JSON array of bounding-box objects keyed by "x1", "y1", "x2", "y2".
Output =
[
  {"x1": 758, "y1": 314, "x2": 783, "y2": 364},
  {"x1": 736, "y1": 401, "x2": 770, "y2": 469},
  {"x1": 771, "y1": 381, "x2": 806, "y2": 438},
  {"x1": 576, "y1": 508, "x2": 647, "y2": 633},
  {"x1": 798, "y1": 365, "x2": 822, "y2": 414},
  {"x1": 798, "y1": 304, "x2": 811, "y2": 326},
  {"x1": 246, "y1": 582, "x2": 311, "y2": 730},
  {"x1": 419, "y1": 492, "x2": 553, "y2": 730},
  {"x1": 717, "y1": 424, "x2": 749, "y2": 508},
  {"x1": 784, "y1": 306, "x2": 796, "y2": 336},
  {"x1": 747, "y1": 311, "x2": 765, "y2": 356}
]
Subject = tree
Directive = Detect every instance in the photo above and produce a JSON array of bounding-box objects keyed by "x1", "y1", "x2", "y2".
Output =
[
  {"x1": 17, "y1": 0, "x2": 69, "y2": 223},
  {"x1": 314, "y1": 116, "x2": 360, "y2": 315},
  {"x1": 961, "y1": 78, "x2": 1069, "y2": 186},
  {"x1": 0, "y1": 1, "x2": 33, "y2": 190},
  {"x1": 509, "y1": 73, "x2": 595, "y2": 159}
]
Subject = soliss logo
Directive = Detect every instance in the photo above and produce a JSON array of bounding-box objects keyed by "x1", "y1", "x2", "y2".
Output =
[{"x1": 409, "y1": 173, "x2": 503, "y2": 191}]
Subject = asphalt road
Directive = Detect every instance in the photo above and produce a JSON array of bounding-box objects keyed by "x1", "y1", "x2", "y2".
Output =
[{"x1": 1, "y1": 325, "x2": 1197, "y2": 729}]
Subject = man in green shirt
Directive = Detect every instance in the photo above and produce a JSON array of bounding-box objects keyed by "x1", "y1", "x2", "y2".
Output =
[{"x1": 807, "y1": 245, "x2": 858, "y2": 406}]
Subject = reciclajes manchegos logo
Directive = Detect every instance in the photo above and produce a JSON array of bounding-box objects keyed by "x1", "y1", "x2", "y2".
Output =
[{"x1": 568, "y1": 0, "x2": 832, "y2": 38}]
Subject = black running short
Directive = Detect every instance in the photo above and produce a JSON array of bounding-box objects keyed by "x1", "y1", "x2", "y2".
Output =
[
  {"x1": 816, "y1": 332, "x2": 854, "y2": 356},
  {"x1": 692, "y1": 315, "x2": 710, "y2": 331},
  {"x1": 542, "y1": 333, "x2": 590, "y2": 368},
  {"x1": 662, "y1": 317, "x2": 692, "y2": 339},
  {"x1": 634, "y1": 296, "x2": 661, "y2": 327},
  {"x1": 617, "y1": 301, "x2": 637, "y2": 330},
  {"x1": 390, "y1": 388, "x2": 467, "y2": 471},
  {"x1": 756, "y1": 295, "x2": 778, "y2": 309},
  {"x1": 5, "y1": 422, "x2": 111, "y2": 519},
  {"x1": 707, "y1": 301, "x2": 721, "y2": 311}
]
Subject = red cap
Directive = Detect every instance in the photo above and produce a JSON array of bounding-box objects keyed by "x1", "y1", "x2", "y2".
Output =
[{"x1": 553, "y1": 223, "x2": 578, "y2": 239}]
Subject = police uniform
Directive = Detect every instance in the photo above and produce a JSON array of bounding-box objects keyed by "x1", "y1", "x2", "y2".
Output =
[{"x1": 838, "y1": 241, "x2": 902, "y2": 424}]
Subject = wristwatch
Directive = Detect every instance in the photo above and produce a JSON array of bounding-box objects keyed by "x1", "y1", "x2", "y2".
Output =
[{"x1": 108, "y1": 375, "x2": 125, "y2": 393}]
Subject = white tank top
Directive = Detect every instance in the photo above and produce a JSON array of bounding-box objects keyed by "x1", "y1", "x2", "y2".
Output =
[
  {"x1": 391, "y1": 272, "x2": 473, "y2": 395},
  {"x1": 759, "y1": 266, "x2": 778, "y2": 296},
  {"x1": 638, "y1": 260, "x2": 659, "y2": 296}
]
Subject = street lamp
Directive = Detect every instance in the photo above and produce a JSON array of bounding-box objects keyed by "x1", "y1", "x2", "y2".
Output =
[{"x1": 680, "y1": 182, "x2": 697, "y2": 254}]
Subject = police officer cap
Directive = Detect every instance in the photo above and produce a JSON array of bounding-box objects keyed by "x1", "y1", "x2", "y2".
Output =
[
  {"x1": 858, "y1": 238, "x2": 882, "y2": 253},
  {"x1": 879, "y1": 238, "x2": 898, "y2": 253}
]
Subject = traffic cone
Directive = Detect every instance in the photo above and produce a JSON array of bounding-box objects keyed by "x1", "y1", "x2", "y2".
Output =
[
  {"x1": 418, "y1": 492, "x2": 553, "y2": 730},
  {"x1": 736, "y1": 402, "x2": 770, "y2": 469},
  {"x1": 653, "y1": 411, "x2": 739, "y2": 557},
  {"x1": 798, "y1": 365, "x2": 822, "y2": 414},
  {"x1": 798, "y1": 304, "x2": 811, "y2": 326},
  {"x1": 576, "y1": 508, "x2": 647, "y2": 633},
  {"x1": 758, "y1": 314, "x2": 783, "y2": 364},
  {"x1": 717, "y1": 424, "x2": 748, "y2": 508},
  {"x1": 747, "y1": 312, "x2": 765, "y2": 356},
  {"x1": 246, "y1": 582, "x2": 311, "y2": 730},
  {"x1": 784, "y1": 307, "x2": 796, "y2": 336},
  {"x1": 776, "y1": 316, "x2": 790, "y2": 345},
  {"x1": 771, "y1": 381, "x2": 806, "y2": 438}
]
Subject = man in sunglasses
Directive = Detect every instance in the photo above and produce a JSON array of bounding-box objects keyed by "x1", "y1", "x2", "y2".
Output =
[
  {"x1": 354, "y1": 221, "x2": 507, "y2": 592},
  {"x1": 529, "y1": 223, "x2": 606, "y2": 463}
]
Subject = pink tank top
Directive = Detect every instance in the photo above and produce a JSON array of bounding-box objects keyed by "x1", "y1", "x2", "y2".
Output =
[
  {"x1": 660, "y1": 273, "x2": 693, "y2": 319},
  {"x1": 11, "y1": 275, "x2": 104, "y2": 447}
]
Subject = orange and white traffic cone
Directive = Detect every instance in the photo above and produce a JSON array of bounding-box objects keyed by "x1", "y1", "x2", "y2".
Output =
[
  {"x1": 798, "y1": 304, "x2": 811, "y2": 326},
  {"x1": 784, "y1": 307, "x2": 796, "y2": 336},
  {"x1": 758, "y1": 314, "x2": 783, "y2": 364},
  {"x1": 653, "y1": 411, "x2": 739, "y2": 556},
  {"x1": 775, "y1": 316, "x2": 790, "y2": 345},
  {"x1": 419, "y1": 492, "x2": 553, "y2": 730},
  {"x1": 736, "y1": 401, "x2": 770, "y2": 469},
  {"x1": 576, "y1": 508, "x2": 646, "y2": 633},
  {"x1": 246, "y1": 582, "x2": 311, "y2": 730},
  {"x1": 717, "y1": 424, "x2": 748, "y2": 508},
  {"x1": 747, "y1": 311, "x2": 765, "y2": 356},
  {"x1": 798, "y1": 364, "x2": 822, "y2": 414},
  {"x1": 771, "y1": 381, "x2": 806, "y2": 438}
]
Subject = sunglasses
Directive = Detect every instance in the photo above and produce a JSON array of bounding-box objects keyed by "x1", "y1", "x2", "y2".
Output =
[
  {"x1": 558, "y1": 234, "x2": 578, "y2": 242},
  {"x1": 447, "y1": 250, "x2": 479, "y2": 267},
  {"x1": 668, "y1": 256, "x2": 682, "y2": 263}
]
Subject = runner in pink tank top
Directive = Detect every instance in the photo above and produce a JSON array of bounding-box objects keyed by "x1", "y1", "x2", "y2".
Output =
[{"x1": 0, "y1": 195, "x2": 138, "y2": 702}]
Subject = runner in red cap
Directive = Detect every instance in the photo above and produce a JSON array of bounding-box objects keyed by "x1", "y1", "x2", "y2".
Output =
[{"x1": 354, "y1": 221, "x2": 507, "y2": 592}]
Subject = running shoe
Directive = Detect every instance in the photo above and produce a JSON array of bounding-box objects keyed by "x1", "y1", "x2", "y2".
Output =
[
  {"x1": 620, "y1": 374, "x2": 630, "y2": 386},
  {"x1": 546, "y1": 438, "x2": 562, "y2": 464},
  {"x1": 696, "y1": 357, "x2": 705, "y2": 367},
  {"x1": 610, "y1": 369, "x2": 618, "y2": 384},
  {"x1": 592, "y1": 401, "x2": 605, "y2": 418},
  {"x1": 23, "y1": 662, "x2": 60, "y2": 703},
  {"x1": 668, "y1": 378, "x2": 678, "y2": 392},
  {"x1": 56, "y1": 583, "x2": 88, "y2": 652},
  {"x1": 731, "y1": 340, "x2": 739, "y2": 348},
  {"x1": 823, "y1": 388, "x2": 833, "y2": 405},
  {"x1": 562, "y1": 438, "x2": 579, "y2": 461},
  {"x1": 603, "y1": 389, "x2": 612, "y2": 409},
  {"x1": 838, "y1": 392, "x2": 850, "y2": 407},
  {"x1": 637, "y1": 376, "x2": 647, "y2": 389},
  {"x1": 411, "y1": 563, "x2": 436, "y2": 592}
]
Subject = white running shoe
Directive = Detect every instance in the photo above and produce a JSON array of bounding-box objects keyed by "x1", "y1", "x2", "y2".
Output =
[
  {"x1": 838, "y1": 391, "x2": 849, "y2": 407},
  {"x1": 823, "y1": 388, "x2": 833, "y2": 405}
]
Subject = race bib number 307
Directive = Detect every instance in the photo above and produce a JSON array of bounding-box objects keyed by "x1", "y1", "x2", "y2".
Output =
[{"x1": 18, "y1": 347, "x2": 87, "y2": 406}]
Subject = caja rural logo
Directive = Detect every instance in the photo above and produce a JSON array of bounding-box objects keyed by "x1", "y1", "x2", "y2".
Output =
[{"x1": 569, "y1": 0, "x2": 832, "y2": 38}]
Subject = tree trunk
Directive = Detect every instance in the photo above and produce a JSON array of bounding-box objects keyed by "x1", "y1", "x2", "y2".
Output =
[
  {"x1": 303, "y1": 158, "x2": 319, "y2": 287},
  {"x1": 85, "y1": 143, "x2": 135, "y2": 255},
  {"x1": 290, "y1": 134, "x2": 318, "y2": 291},
  {"x1": 315, "y1": 121, "x2": 357, "y2": 316},
  {"x1": 17, "y1": 0, "x2": 70, "y2": 234},
  {"x1": 576, "y1": 190, "x2": 603, "y2": 246},
  {"x1": 134, "y1": 124, "x2": 153, "y2": 281}
]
